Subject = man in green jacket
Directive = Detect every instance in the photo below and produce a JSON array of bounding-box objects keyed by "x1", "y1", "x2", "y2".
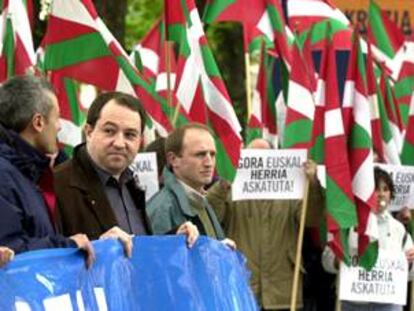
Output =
[
  {"x1": 207, "y1": 138, "x2": 324, "y2": 311},
  {"x1": 147, "y1": 123, "x2": 235, "y2": 248}
]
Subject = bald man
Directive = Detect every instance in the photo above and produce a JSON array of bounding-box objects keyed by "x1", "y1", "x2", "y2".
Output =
[
  {"x1": 207, "y1": 139, "x2": 323, "y2": 311},
  {"x1": 247, "y1": 138, "x2": 273, "y2": 149}
]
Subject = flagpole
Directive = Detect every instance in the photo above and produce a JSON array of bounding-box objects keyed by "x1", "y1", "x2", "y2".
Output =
[
  {"x1": 164, "y1": 41, "x2": 178, "y2": 127},
  {"x1": 335, "y1": 275, "x2": 341, "y2": 311},
  {"x1": 171, "y1": 96, "x2": 181, "y2": 127},
  {"x1": 244, "y1": 52, "x2": 253, "y2": 121},
  {"x1": 165, "y1": 41, "x2": 172, "y2": 111},
  {"x1": 290, "y1": 179, "x2": 309, "y2": 311}
]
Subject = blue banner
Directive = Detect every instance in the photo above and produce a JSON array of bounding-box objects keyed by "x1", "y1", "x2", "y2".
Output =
[{"x1": 0, "y1": 236, "x2": 258, "y2": 311}]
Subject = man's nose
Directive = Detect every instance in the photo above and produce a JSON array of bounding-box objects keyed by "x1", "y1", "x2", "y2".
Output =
[
  {"x1": 204, "y1": 153, "x2": 213, "y2": 165},
  {"x1": 113, "y1": 132, "x2": 126, "y2": 147}
]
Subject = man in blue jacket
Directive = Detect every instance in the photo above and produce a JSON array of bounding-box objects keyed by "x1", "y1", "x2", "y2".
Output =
[{"x1": 0, "y1": 75, "x2": 94, "y2": 267}]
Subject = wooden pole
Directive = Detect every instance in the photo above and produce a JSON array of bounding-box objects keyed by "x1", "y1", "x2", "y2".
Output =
[
  {"x1": 165, "y1": 41, "x2": 173, "y2": 118},
  {"x1": 335, "y1": 275, "x2": 341, "y2": 311},
  {"x1": 244, "y1": 52, "x2": 253, "y2": 121},
  {"x1": 290, "y1": 179, "x2": 310, "y2": 311},
  {"x1": 163, "y1": 41, "x2": 181, "y2": 128},
  {"x1": 172, "y1": 102, "x2": 181, "y2": 128}
]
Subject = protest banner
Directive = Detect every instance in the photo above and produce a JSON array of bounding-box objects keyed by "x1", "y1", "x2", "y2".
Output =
[
  {"x1": 339, "y1": 250, "x2": 408, "y2": 305},
  {"x1": 232, "y1": 149, "x2": 307, "y2": 201},
  {"x1": 0, "y1": 236, "x2": 258, "y2": 311},
  {"x1": 376, "y1": 163, "x2": 414, "y2": 211},
  {"x1": 333, "y1": 0, "x2": 413, "y2": 36},
  {"x1": 130, "y1": 152, "x2": 159, "y2": 201}
]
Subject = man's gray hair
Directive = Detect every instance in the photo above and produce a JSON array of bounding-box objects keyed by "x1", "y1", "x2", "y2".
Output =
[{"x1": 0, "y1": 75, "x2": 55, "y2": 133}]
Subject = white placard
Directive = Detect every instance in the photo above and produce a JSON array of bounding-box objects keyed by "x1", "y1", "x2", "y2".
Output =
[
  {"x1": 339, "y1": 250, "x2": 408, "y2": 305},
  {"x1": 231, "y1": 149, "x2": 307, "y2": 201},
  {"x1": 376, "y1": 164, "x2": 414, "y2": 212},
  {"x1": 130, "y1": 152, "x2": 159, "y2": 201}
]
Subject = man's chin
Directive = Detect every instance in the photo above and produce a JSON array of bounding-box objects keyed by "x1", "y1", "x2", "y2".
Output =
[
  {"x1": 45, "y1": 146, "x2": 58, "y2": 156},
  {"x1": 202, "y1": 177, "x2": 213, "y2": 185},
  {"x1": 106, "y1": 161, "x2": 129, "y2": 174}
]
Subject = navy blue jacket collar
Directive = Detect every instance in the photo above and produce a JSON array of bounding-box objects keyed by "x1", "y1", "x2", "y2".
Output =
[{"x1": 0, "y1": 125, "x2": 49, "y2": 182}]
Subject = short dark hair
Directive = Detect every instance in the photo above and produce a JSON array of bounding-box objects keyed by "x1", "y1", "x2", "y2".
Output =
[
  {"x1": 165, "y1": 123, "x2": 212, "y2": 156},
  {"x1": 374, "y1": 166, "x2": 395, "y2": 200},
  {"x1": 87, "y1": 91, "x2": 147, "y2": 133},
  {"x1": 0, "y1": 75, "x2": 55, "y2": 132}
]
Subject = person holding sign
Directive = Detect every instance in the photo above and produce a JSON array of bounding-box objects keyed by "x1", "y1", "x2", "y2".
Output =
[
  {"x1": 147, "y1": 123, "x2": 236, "y2": 248},
  {"x1": 207, "y1": 138, "x2": 324, "y2": 310},
  {"x1": 54, "y1": 92, "x2": 199, "y2": 256},
  {"x1": 322, "y1": 167, "x2": 414, "y2": 311}
]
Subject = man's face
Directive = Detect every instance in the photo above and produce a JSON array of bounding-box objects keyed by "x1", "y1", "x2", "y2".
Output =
[
  {"x1": 85, "y1": 100, "x2": 142, "y2": 176},
  {"x1": 170, "y1": 128, "x2": 216, "y2": 191},
  {"x1": 37, "y1": 92, "x2": 61, "y2": 154}
]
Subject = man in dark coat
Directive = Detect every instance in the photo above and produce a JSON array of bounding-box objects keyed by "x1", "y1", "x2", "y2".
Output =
[
  {"x1": 54, "y1": 92, "x2": 198, "y2": 255},
  {"x1": 0, "y1": 75, "x2": 94, "y2": 266}
]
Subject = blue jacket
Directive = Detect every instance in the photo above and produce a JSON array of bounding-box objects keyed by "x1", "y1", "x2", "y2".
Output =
[{"x1": 0, "y1": 126, "x2": 75, "y2": 253}]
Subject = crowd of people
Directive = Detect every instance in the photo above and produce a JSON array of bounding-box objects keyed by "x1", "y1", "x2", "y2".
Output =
[{"x1": 0, "y1": 74, "x2": 413, "y2": 311}]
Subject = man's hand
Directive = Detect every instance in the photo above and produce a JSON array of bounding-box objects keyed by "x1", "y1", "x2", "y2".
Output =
[
  {"x1": 0, "y1": 247, "x2": 14, "y2": 268},
  {"x1": 70, "y1": 234, "x2": 95, "y2": 268},
  {"x1": 406, "y1": 247, "x2": 414, "y2": 263},
  {"x1": 219, "y1": 179, "x2": 231, "y2": 190},
  {"x1": 303, "y1": 159, "x2": 317, "y2": 182},
  {"x1": 100, "y1": 226, "x2": 133, "y2": 258},
  {"x1": 221, "y1": 238, "x2": 237, "y2": 250},
  {"x1": 176, "y1": 221, "x2": 199, "y2": 248}
]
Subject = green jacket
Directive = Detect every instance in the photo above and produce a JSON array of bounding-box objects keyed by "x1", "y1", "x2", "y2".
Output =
[
  {"x1": 147, "y1": 168, "x2": 225, "y2": 240},
  {"x1": 207, "y1": 179, "x2": 324, "y2": 309}
]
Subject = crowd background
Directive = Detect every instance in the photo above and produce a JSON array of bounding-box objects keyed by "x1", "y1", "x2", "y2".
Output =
[{"x1": 1, "y1": 0, "x2": 414, "y2": 311}]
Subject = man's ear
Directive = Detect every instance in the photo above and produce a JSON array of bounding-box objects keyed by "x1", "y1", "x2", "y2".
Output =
[
  {"x1": 31, "y1": 113, "x2": 45, "y2": 134},
  {"x1": 166, "y1": 151, "x2": 178, "y2": 169},
  {"x1": 84, "y1": 123, "x2": 93, "y2": 141}
]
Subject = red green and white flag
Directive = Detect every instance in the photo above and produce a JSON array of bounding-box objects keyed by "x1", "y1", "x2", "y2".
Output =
[
  {"x1": 155, "y1": 41, "x2": 177, "y2": 102},
  {"x1": 366, "y1": 43, "x2": 386, "y2": 163},
  {"x1": 363, "y1": 43, "x2": 401, "y2": 164},
  {"x1": 203, "y1": 0, "x2": 291, "y2": 55},
  {"x1": 0, "y1": 0, "x2": 35, "y2": 82},
  {"x1": 282, "y1": 38, "x2": 315, "y2": 149},
  {"x1": 286, "y1": 0, "x2": 352, "y2": 50},
  {"x1": 154, "y1": 40, "x2": 193, "y2": 136},
  {"x1": 51, "y1": 72, "x2": 86, "y2": 155},
  {"x1": 367, "y1": 0, "x2": 405, "y2": 60},
  {"x1": 130, "y1": 18, "x2": 164, "y2": 82},
  {"x1": 401, "y1": 95, "x2": 414, "y2": 165},
  {"x1": 245, "y1": 42, "x2": 278, "y2": 146},
  {"x1": 345, "y1": 34, "x2": 378, "y2": 269},
  {"x1": 374, "y1": 75, "x2": 402, "y2": 164},
  {"x1": 393, "y1": 47, "x2": 414, "y2": 126},
  {"x1": 379, "y1": 69, "x2": 404, "y2": 153},
  {"x1": 165, "y1": 0, "x2": 242, "y2": 181},
  {"x1": 42, "y1": 0, "x2": 183, "y2": 141},
  {"x1": 319, "y1": 33, "x2": 358, "y2": 263}
]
